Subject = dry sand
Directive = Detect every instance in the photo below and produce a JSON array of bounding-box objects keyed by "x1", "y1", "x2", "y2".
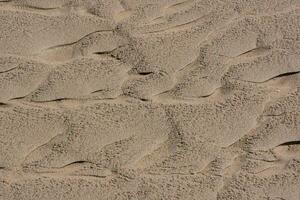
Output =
[{"x1": 0, "y1": 0, "x2": 300, "y2": 199}]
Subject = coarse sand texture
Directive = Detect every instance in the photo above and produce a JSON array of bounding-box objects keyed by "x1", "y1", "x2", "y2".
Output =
[{"x1": 0, "y1": 0, "x2": 300, "y2": 200}]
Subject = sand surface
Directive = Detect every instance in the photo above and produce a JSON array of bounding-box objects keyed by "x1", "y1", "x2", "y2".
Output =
[{"x1": 0, "y1": 0, "x2": 300, "y2": 199}]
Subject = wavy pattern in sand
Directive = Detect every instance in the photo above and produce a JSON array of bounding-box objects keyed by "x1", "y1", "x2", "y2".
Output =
[{"x1": 0, "y1": 1, "x2": 300, "y2": 200}]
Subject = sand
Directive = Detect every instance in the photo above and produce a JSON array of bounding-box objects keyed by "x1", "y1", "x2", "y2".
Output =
[{"x1": 0, "y1": 0, "x2": 299, "y2": 199}]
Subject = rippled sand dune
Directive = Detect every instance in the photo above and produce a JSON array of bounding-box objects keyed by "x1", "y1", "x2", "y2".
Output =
[{"x1": 0, "y1": 0, "x2": 300, "y2": 199}]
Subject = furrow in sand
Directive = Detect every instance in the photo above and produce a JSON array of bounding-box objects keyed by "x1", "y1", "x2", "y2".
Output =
[{"x1": 38, "y1": 30, "x2": 114, "y2": 52}]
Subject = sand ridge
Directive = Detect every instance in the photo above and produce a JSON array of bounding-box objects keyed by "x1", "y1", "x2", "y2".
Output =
[{"x1": 0, "y1": 0, "x2": 300, "y2": 200}]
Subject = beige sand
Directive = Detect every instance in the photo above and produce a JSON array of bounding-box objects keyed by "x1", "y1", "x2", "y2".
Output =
[{"x1": 0, "y1": 0, "x2": 300, "y2": 199}]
